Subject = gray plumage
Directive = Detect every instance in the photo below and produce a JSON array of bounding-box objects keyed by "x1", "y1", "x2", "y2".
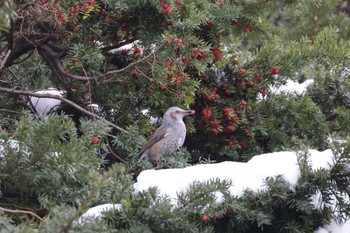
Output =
[{"x1": 138, "y1": 107, "x2": 195, "y2": 162}]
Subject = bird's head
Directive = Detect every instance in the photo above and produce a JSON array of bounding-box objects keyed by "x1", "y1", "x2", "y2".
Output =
[{"x1": 163, "y1": 107, "x2": 195, "y2": 122}]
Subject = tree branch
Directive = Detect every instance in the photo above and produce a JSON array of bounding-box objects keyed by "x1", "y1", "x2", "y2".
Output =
[
  {"x1": 0, "y1": 206, "x2": 47, "y2": 224},
  {"x1": 38, "y1": 44, "x2": 98, "y2": 81},
  {"x1": 101, "y1": 42, "x2": 165, "y2": 84},
  {"x1": 0, "y1": 87, "x2": 126, "y2": 132}
]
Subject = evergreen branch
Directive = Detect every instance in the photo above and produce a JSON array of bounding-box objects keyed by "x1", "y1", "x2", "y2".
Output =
[
  {"x1": 59, "y1": 165, "x2": 124, "y2": 233},
  {"x1": 243, "y1": 0, "x2": 271, "y2": 14},
  {"x1": 0, "y1": 87, "x2": 126, "y2": 132},
  {"x1": 0, "y1": 206, "x2": 47, "y2": 224},
  {"x1": 178, "y1": 190, "x2": 214, "y2": 210},
  {"x1": 177, "y1": 179, "x2": 230, "y2": 210}
]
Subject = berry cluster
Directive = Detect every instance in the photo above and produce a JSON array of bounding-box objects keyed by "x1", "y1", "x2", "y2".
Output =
[
  {"x1": 201, "y1": 207, "x2": 235, "y2": 223},
  {"x1": 231, "y1": 20, "x2": 254, "y2": 32},
  {"x1": 58, "y1": 0, "x2": 97, "y2": 24},
  {"x1": 191, "y1": 48, "x2": 207, "y2": 60},
  {"x1": 165, "y1": 60, "x2": 187, "y2": 86},
  {"x1": 161, "y1": 1, "x2": 173, "y2": 14},
  {"x1": 190, "y1": 64, "x2": 280, "y2": 157}
]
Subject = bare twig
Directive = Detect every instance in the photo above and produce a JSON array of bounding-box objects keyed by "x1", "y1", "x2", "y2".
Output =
[
  {"x1": 105, "y1": 134, "x2": 126, "y2": 163},
  {"x1": 101, "y1": 42, "x2": 165, "y2": 84},
  {"x1": 0, "y1": 87, "x2": 126, "y2": 132},
  {"x1": 0, "y1": 109, "x2": 23, "y2": 115},
  {"x1": 0, "y1": 206, "x2": 47, "y2": 224},
  {"x1": 0, "y1": 49, "x2": 12, "y2": 70}
]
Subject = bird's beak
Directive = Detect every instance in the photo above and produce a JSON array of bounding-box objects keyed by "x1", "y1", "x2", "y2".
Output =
[{"x1": 183, "y1": 110, "x2": 195, "y2": 115}]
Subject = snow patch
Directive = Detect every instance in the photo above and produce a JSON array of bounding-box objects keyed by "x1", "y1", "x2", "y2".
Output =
[
  {"x1": 76, "y1": 204, "x2": 121, "y2": 224},
  {"x1": 270, "y1": 79, "x2": 314, "y2": 95},
  {"x1": 29, "y1": 88, "x2": 64, "y2": 116}
]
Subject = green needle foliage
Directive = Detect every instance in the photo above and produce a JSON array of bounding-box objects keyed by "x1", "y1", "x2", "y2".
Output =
[{"x1": 0, "y1": 0, "x2": 349, "y2": 232}]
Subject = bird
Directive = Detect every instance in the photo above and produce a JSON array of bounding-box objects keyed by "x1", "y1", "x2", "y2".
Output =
[{"x1": 138, "y1": 106, "x2": 195, "y2": 163}]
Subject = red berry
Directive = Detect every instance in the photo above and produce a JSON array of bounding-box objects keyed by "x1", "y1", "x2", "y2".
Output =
[
  {"x1": 210, "y1": 120, "x2": 219, "y2": 128},
  {"x1": 239, "y1": 141, "x2": 248, "y2": 149},
  {"x1": 70, "y1": 9, "x2": 75, "y2": 17},
  {"x1": 224, "y1": 108, "x2": 235, "y2": 119},
  {"x1": 121, "y1": 49, "x2": 127, "y2": 55},
  {"x1": 202, "y1": 109, "x2": 212, "y2": 122},
  {"x1": 238, "y1": 68, "x2": 246, "y2": 74},
  {"x1": 119, "y1": 22, "x2": 126, "y2": 28},
  {"x1": 215, "y1": 1, "x2": 225, "y2": 6},
  {"x1": 225, "y1": 125, "x2": 235, "y2": 132},
  {"x1": 259, "y1": 89, "x2": 266, "y2": 97},
  {"x1": 211, "y1": 129, "x2": 219, "y2": 135},
  {"x1": 211, "y1": 49, "x2": 222, "y2": 60},
  {"x1": 72, "y1": 85, "x2": 80, "y2": 91},
  {"x1": 202, "y1": 215, "x2": 209, "y2": 222},
  {"x1": 246, "y1": 81, "x2": 254, "y2": 88},
  {"x1": 176, "y1": 0, "x2": 181, "y2": 4},
  {"x1": 244, "y1": 129, "x2": 249, "y2": 135},
  {"x1": 182, "y1": 57, "x2": 190, "y2": 63},
  {"x1": 228, "y1": 141, "x2": 235, "y2": 149},
  {"x1": 133, "y1": 47, "x2": 142, "y2": 55},
  {"x1": 133, "y1": 69, "x2": 139, "y2": 76},
  {"x1": 82, "y1": 3, "x2": 89, "y2": 11},
  {"x1": 59, "y1": 13, "x2": 65, "y2": 23},
  {"x1": 224, "y1": 107, "x2": 234, "y2": 114},
  {"x1": 161, "y1": 2, "x2": 173, "y2": 14},
  {"x1": 91, "y1": 136, "x2": 99, "y2": 143},
  {"x1": 41, "y1": 0, "x2": 47, "y2": 3},
  {"x1": 227, "y1": 207, "x2": 233, "y2": 214},
  {"x1": 206, "y1": 20, "x2": 213, "y2": 27},
  {"x1": 213, "y1": 213, "x2": 219, "y2": 219},
  {"x1": 270, "y1": 66, "x2": 279, "y2": 75},
  {"x1": 165, "y1": 7, "x2": 173, "y2": 14},
  {"x1": 177, "y1": 38, "x2": 182, "y2": 47},
  {"x1": 246, "y1": 22, "x2": 254, "y2": 32},
  {"x1": 147, "y1": 130, "x2": 155, "y2": 137},
  {"x1": 196, "y1": 52, "x2": 207, "y2": 60},
  {"x1": 166, "y1": 60, "x2": 174, "y2": 70}
]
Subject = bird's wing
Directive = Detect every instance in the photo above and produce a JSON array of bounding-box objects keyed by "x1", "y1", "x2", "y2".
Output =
[{"x1": 138, "y1": 125, "x2": 170, "y2": 157}]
